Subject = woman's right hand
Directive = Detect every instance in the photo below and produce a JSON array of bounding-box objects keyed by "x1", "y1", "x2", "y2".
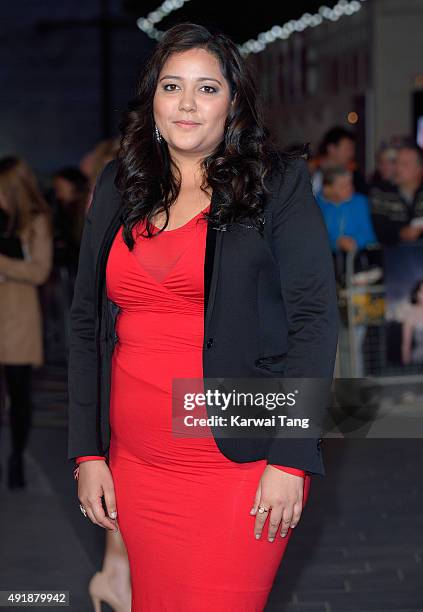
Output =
[{"x1": 77, "y1": 460, "x2": 119, "y2": 531}]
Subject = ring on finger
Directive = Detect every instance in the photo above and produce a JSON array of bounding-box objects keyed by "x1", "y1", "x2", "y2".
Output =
[{"x1": 258, "y1": 506, "x2": 269, "y2": 513}]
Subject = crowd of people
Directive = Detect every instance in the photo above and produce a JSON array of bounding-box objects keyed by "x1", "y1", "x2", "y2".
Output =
[{"x1": 308, "y1": 126, "x2": 423, "y2": 278}]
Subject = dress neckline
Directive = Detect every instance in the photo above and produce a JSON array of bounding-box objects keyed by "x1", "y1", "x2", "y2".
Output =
[{"x1": 150, "y1": 204, "x2": 211, "y2": 233}]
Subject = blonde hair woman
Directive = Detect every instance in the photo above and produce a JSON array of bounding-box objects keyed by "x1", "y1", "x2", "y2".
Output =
[{"x1": 0, "y1": 157, "x2": 53, "y2": 488}]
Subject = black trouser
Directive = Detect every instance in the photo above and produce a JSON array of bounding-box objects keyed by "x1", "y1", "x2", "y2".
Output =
[{"x1": 1, "y1": 365, "x2": 33, "y2": 456}]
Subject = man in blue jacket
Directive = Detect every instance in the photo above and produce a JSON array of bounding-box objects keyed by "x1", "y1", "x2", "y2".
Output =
[{"x1": 315, "y1": 166, "x2": 377, "y2": 253}]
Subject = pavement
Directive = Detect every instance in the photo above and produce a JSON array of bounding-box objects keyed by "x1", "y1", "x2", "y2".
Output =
[{"x1": 1, "y1": 365, "x2": 423, "y2": 612}]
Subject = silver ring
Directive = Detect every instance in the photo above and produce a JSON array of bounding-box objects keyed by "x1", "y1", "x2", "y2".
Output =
[
  {"x1": 79, "y1": 504, "x2": 87, "y2": 517},
  {"x1": 258, "y1": 506, "x2": 269, "y2": 513}
]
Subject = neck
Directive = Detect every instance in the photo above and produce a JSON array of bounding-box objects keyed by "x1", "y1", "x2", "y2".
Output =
[{"x1": 170, "y1": 151, "x2": 206, "y2": 188}]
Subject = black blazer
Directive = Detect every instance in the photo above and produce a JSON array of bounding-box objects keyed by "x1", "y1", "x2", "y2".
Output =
[{"x1": 67, "y1": 157, "x2": 339, "y2": 475}]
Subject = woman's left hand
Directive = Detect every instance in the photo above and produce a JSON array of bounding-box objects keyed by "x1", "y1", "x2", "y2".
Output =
[{"x1": 250, "y1": 465, "x2": 304, "y2": 542}]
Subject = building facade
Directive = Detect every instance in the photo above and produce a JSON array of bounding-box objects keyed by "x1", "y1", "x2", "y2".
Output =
[{"x1": 248, "y1": 0, "x2": 423, "y2": 174}]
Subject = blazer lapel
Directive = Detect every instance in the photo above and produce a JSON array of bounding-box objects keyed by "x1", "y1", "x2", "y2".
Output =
[{"x1": 204, "y1": 189, "x2": 224, "y2": 331}]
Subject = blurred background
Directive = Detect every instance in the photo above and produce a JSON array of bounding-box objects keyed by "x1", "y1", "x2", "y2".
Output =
[{"x1": 1, "y1": 1, "x2": 423, "y2": 610}]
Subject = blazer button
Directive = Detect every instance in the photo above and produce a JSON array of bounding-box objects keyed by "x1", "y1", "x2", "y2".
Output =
[{"x1": 206, "y1": 338, "x2": 214, "y2": 349}]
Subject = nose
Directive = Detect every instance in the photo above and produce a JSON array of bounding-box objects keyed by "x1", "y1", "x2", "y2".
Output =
[{"x1": 178, "y1": 90, "x2": 196, "y2": 112}]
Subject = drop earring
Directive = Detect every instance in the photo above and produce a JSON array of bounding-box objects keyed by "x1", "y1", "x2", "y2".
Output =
[{"x1": 154, "y1": 125, "x2": 162, "y2": 142}]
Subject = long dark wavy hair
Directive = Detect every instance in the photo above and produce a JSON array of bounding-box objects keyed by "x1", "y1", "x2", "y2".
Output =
[{"x1": 115, "y1": 22, "x2": 286, "y2": 249}]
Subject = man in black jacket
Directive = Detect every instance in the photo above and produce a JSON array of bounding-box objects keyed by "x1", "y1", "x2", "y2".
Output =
[{"x1": 370, "y1": 144, "x2": 423, "y2": 246}]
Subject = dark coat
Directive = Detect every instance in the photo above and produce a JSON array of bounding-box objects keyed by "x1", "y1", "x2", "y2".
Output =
[{"x1": 67, "y1": 157, "x2": 339, "y2": 475}]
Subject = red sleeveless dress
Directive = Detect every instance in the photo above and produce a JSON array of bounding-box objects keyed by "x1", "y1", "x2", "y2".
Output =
[{"x1": 80, "y1": 206, "x2": 311, "y2": 611}]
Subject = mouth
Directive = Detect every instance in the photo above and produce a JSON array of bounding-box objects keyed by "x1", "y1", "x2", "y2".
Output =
[{"x1": 174, "y1": 121, "x2": 201, "y2": 128}]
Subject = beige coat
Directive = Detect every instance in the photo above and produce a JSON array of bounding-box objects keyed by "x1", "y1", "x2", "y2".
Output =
[{"x1": 0, "y1": 213, "x2": 53, "y2": 367}]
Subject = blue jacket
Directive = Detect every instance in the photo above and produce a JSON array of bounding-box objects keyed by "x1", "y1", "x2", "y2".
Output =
[{"x1": 315, "y1": 191, "x2": 377, "y2": 252}]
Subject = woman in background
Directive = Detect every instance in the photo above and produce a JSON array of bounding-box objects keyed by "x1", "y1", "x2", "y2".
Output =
[{"x1": 0, "y1": 156, "x2": 53, "y2": 488}]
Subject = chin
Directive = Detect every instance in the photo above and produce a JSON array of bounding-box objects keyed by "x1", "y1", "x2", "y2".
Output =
[{"x1": 169, "y1": 139, "x2": 204, "y2": 153}]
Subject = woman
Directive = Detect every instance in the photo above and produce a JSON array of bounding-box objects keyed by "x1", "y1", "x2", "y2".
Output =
[
  {"x1": 68, "y1": 23, "x2": 339, "y2": 611},
  {"x1": 0, "y1": 156, "x2": 53, "y2": 488}
]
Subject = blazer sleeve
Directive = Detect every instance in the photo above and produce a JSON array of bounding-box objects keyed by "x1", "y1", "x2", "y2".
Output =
[
  {"x1": 76, "y1": 456, "x2": 106, "y2": 464},
  {"x1": 0, "y1": 213, "x2": 52, "y2": 285},
  {"x1": 67, "y1": 167, "x2": 108, "y2": 462},
  {"x1": 266, "y1": 158, "x2": 339, "y2": 475}
]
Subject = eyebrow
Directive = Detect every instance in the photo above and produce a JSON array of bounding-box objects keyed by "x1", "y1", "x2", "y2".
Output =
[{"x1": 159, "y1": 75, "x2": 223, "y2": 86}]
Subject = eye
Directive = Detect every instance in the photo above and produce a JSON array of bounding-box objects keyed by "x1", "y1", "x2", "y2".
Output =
[
  {"x1": 163, "y1": 83, "x2": 179, "y2": 91},
  {"x1": 200, "y1": 85, "x2": 217, "y2": 94}
]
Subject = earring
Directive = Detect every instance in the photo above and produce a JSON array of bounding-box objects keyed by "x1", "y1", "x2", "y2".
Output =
[{"x1": 154, "y1": 125, "x2": 162, "y2": 143}]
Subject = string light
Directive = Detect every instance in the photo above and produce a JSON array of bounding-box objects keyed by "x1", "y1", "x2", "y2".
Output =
[
  {"x1": 135, "y1": 0, "x2": 366, "y2": 52},
  {"x1": 239, "y1": 0, "x2": 367, "y2": 56},
  {"x1": 136, "y1": 0, "x2": 191, "y2": 40}
]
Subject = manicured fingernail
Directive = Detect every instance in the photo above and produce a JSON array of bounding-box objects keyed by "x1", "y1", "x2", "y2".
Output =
[
  {"x1": 255, "y1": 534, "x2": 261, "y2": 539},
  {"x1": 268, "y1": 538, "x2": 274, "y2": 542},
  {"x1": 250, "y1": 508, "x2": 255, "y2": 514},
  {"x1": 109, "y1": 511, "x2": 117, "y2": 519}
]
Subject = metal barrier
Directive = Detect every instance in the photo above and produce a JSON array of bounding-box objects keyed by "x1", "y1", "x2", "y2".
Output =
[
  {"x1": 334, "y1": 244, "x2": 423, "y2": 401},
  {"x1": 335, "y1": 245, "x2": 385, "y2": 378}
]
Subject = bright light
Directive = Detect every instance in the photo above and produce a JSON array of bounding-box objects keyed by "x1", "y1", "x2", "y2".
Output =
[
  {"x1": 136, "y1": 0, "x2": 191, "y2": 34},
  {"x1": 239, "y1": 0, "x2": 367, "y2": 56},
  {"x1": 347, "y1": 111, "x2": 359, "y2": 124}
]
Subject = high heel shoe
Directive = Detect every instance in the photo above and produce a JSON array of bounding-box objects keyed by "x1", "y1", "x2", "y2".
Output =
[{"x1": 88, "y1": 571, "x2": 131, "y2": 612}]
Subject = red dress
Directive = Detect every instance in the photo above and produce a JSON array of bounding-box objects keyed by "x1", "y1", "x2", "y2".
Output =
[{"x1": 78, "y1": 206, "x2": 311, "y2": 611}]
